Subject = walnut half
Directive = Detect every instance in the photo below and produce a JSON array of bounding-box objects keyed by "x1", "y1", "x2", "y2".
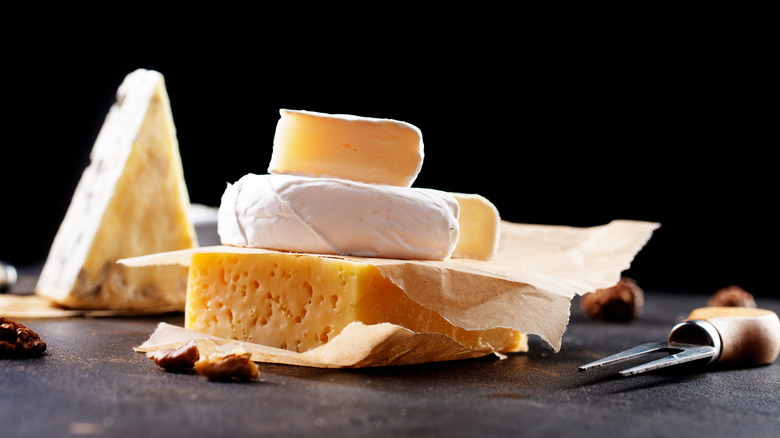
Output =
[
  {"x1": 194, "y1": 351, "x2": 260, "y2": 382},
  {"x1": 581, "y1": 276, "x2": 644, "y2": 322},
  {"x1": 146, "y1": 340, "x2": 200, "y2": 372},
  {"x1": 707, "y1": 285, "x2": 756, "y2": 308},
  {"x1": 0, "y1": 317, "x2": 47, "y2": 357}
]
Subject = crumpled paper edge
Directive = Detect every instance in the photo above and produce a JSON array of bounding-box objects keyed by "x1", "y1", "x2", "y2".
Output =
[{"x1": 134, "y1": 321, "x2": 511, "y2": 368}]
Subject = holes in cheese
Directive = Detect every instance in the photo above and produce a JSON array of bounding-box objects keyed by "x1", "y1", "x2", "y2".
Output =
[
  {"x1": 450, "y1": 193, "x2": 501, "y2": 261},
  {"x1": 185, "y1": 251, "x2": 527, "y2": 354},
  {"x1": 218, "y1": 173, "x2": 460, "y2": 260},
  {"x1": 268, "y1": 109, "x2": 424, "y2": 187}
]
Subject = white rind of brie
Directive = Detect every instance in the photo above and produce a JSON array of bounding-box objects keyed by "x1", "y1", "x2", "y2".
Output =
[{"x1": 218, "y1": 174, "x2": 460, "y2": 260}]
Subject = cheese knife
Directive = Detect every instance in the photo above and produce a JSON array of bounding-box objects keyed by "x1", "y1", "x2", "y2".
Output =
[{"x1": 579, "y1": 306, "x2": 780, "y2": 376}]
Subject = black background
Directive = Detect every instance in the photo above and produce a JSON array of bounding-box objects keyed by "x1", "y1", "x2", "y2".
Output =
[{"x1": 1, "y1": 3, "x2": 775, "y2": 296}]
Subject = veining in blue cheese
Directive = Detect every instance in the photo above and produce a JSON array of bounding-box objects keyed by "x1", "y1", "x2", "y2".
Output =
[{"x1": 35, "y1": 68, "x2": 198, "y2": 310}]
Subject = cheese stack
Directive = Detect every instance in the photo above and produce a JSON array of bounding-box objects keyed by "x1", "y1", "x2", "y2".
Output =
[
  {"x1": 220, "y1": 109, "x2": 502, "y2": 261},
  {"x1": 186, "y1": 109, "x2": 525, "y2": 355},
  {"x1": 36, "y1": 69, "x2": 198, "y2": 310}
]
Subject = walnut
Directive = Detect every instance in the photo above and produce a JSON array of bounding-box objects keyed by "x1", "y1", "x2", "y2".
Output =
[
  {"x1": 0, "y1": 317, "x2": 47, "y2": 357},
  {"x1": 146, "y1": 340, "x2": 200, "y2": 372},
  {"x1": 194, "y1": 351, "x2": 259, "y2": 382},
  {"x1": 707, "y1": 285, "x2": 756, "y2": 308},
  {"x1": 581, "y1": 276, "x2": 644, "y2": 322}
]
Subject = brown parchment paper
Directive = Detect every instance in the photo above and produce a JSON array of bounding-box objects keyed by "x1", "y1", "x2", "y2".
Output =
[
  {"x1": 0, "y1": 293, "x2": 182, "y2": 318},
  {"x1": 135, "y1": 322, "x2": 507, "y2": 368},
  {"x1": 123, "y1": 219, "x2": 658, "y2": 367}
]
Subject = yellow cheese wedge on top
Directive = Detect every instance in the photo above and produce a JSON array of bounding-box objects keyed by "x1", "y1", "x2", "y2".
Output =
[
  {"x1": 185, "y1": 251, "x2": 527, "y2": 354},
  {"x1": 268, "y1": 109, "x2": 424, "y2": 187},
  {"x1": 35, "y1": 69, "x2": 197, "y2": 310},
  {"x1": 451, "y1": 193, "x2": 501, "y2": 261}
]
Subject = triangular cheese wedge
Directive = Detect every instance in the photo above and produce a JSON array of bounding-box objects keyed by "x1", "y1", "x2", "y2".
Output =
[{"x1": 35, "y1": 69, "x2": 197, "y2": 310}]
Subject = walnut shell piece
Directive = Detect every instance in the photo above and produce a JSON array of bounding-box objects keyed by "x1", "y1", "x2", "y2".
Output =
[
  {"x1": 194, "y1": 351, "x2": 259, "y2": 382},
  {"x1": 0, "y1": 317, "x2": 47, "y2": 357},
  {"x1": 147, "y1": 340, "x2": 200, "y2": 372},
  {"x1": 707, "y1": 285, "x2": 756, "y2": 308},
  {"x1": 581, "y1": 277, "x2": 644, "y2": 322}
]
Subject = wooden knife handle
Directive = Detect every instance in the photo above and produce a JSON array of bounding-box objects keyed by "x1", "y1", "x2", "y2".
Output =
[{"x1": 686, "y1": 307, "x2": 780, "y2": 366}]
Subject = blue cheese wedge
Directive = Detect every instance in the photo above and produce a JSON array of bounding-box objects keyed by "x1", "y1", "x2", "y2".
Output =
[{"x1": 35, "y1": 69, "x2": 197, "y2": 310}]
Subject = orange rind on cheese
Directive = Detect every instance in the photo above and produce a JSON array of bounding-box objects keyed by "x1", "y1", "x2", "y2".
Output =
[{"x1": 268, "y1": 109, "x2": 424, "y2": 187}]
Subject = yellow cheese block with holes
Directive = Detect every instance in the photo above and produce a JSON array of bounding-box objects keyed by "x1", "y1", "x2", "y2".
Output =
[
  {"x1": 185, "y1": 251, "x2": 527, "y2": 354},
  {"x1": 268, "y1": 109, "x2": 424, "y2": 187},
  {"x1": 451, "y1": 193, "x2": 501, "y2": 261}
]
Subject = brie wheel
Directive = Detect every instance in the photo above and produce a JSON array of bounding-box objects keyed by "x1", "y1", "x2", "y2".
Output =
[{"x1": 218, "y1": 174, "x2": 460, "y2": 260}]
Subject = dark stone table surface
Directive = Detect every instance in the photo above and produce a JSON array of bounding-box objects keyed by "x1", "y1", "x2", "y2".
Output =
[{"x1": 3, "y1": 274, "x2": 779, "y2": 437}]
